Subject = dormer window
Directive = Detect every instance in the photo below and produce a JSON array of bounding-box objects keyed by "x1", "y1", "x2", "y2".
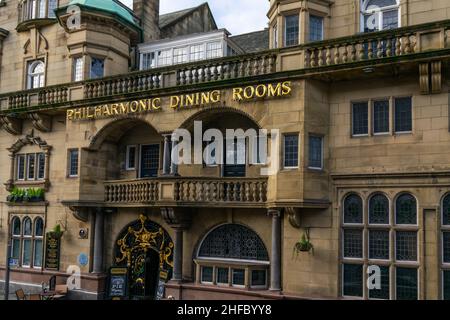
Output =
[
  {"x1": 19, "y1": 0, "x2": 58, "y2": 22},
  {"x1": 362, "y1": 0, "x2": 400, "y2": 32},
  {"x1": 27, "y1": 60, "x2": 45, "y2": 89}
]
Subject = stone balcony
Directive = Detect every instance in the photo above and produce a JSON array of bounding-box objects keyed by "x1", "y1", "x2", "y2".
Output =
[
  {"x1": 104, "y1": 177, "x2": 268, "y2": 208},
  {"x1": 1, "y1": 20, "x2": 450, "y2": 114}
]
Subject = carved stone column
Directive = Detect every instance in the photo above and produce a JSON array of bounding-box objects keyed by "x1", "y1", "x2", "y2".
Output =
[
  {"x1": 170, "y1": 136, "x2": 179, "y2": 176},
  {"x1": 92, "y1": 208, "x2": 105, "y2": 274},
  {"x1": 162, "y1": 134, "x2": 171, "y2": 175},
  {"x1": 268, "y1": 208, "x2": 282, "y2": 291}
]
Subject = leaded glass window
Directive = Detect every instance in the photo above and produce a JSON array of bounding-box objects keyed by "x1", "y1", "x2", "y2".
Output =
[
  {"x1": 343, "y1": 194, "x2": 363, "y2": 224},
  {"x1": 394, "y1": 97, "x2": 412, "y2": 133},
  {"x1": 90, "y1": 57, "x2": 104, "y2": 79},
  {"x1": 198, "y1": 224, "x2": 269, "y2": 261},
  {"x1": 373, "y1": 100, "x2": 389, "y2": 134},
  {"x1": 284, "y1": 15, "x2": 299, "y2": 46},
  {"x1": 69, "y1": 149, "x2": 79, "y2": 177},
  {"x1": 308, "y1": 135, "x2": 323, "y2": 169},
  {"x1": 368, "y1": 265, "x2": 390, "y2": 299},
  {"x1": 396, "y1": 193, "x2": 417, "y2": 225},
  {"x1": 216, "y1": 267, "x2": 229, "y2": 284},
  {"x1": 201, "y1": 266, "x2": 213, "y2": 283},
  {"x1": 12, "y1": 217, "x2": 21, "y2": 236},
  {"x1": 232, "y1": 269, "x2": 245, "y2": 286},
  {"x1": 343, "y1": 229, "x2": 363, "y2": 258},
  {"x1": 396, "y1": 231, "x2": 417, "y2": 261},
  {"x1": 352, "y1": 102, "x2": 369, "y2": 135},
  {"x1": 396, "y1": 267, "x2": 418, "y2": 300},
  {"x1": 309, "y1": 15, "x2": 323, "y2": 42},
  {"x1": 37, "y1": 153, "x2": 45, "y2": 180},
  {"x1": 362, "y1": 0, "x2": 399, "y2": 32},
  {"x1": 443, "y1": 232, "x2": 450, "y2": 264},
  {"x1": 283, "y1": 134, "x2": 299, "y2": 168},
  {"x1": 343, "y1": 264, "x2": 363, "y2": 297},
  {"x1": 28, "y1": 60, "x2": 45, "y2": 89},
  {"x1": 369, "y1": 230, "x2": 390, "y2": 260},
  {"x1": 251, "y1": 270, "x2": 266, "y2": 287},
  {"x1": 369, "y1": 194, "x2": 389, "y2": 224},
  {"x1": 443, "y1": 194, "x2": 450, "y2": 226}
]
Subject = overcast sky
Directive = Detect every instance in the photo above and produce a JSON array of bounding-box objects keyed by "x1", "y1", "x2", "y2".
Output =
[{"x1": 120, "y1": 0, "x2": 269, "y2": 35}]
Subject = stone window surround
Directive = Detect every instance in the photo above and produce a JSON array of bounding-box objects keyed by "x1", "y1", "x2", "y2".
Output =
[
  {"x1": 350, "y1": 95, "x2": 413, "y2": 138},
  {"x1": 6, "y1": 133, "x2": 52, "y2": 192},
  {"x1": 341, "y1": 191, "x2": 420, "y2": 300},
  {"x1": 9, "y1": 212, "x2": 46, "y2": 270}
]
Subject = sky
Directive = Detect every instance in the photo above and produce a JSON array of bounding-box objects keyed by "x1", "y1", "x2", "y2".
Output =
[{"x1": 120, "y1": 0, "x2": 269, "y2": 35}]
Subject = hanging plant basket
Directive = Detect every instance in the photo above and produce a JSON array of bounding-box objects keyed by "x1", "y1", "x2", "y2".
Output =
[{"x1": 293, "y1": 228, "x2": 314, "y2": 255}]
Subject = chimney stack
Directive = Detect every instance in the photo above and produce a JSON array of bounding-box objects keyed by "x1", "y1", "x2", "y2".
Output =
[{"x1": 133, "y1": 0, "x2": 160, "y2": 42}]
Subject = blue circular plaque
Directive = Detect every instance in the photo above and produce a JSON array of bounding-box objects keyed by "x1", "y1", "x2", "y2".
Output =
[{"x1": 78, "y1": 253, "x2": 88, "y2": 266}]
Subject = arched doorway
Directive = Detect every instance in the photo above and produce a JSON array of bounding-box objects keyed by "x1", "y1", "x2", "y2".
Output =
[{"x1": 113, "y1": 215, "x2": 174, "y2": 299}]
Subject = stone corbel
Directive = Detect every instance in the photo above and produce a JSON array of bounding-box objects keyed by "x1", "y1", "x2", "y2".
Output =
[
  {"x1": 161, "y1": 207, "x2": 192, "y2": 229},
  {"x1": 420, "y1": 61, "x2": 442, "y2": 94},
  {"x1": 431, "y1": 61, "x2": 442, "y2": 94},
  {"x1": 0, "y1": 115, "x2": 22, "y2": 135},
  {"x1": 29, "y1": 113, "x2": 52, "y2": 132},
  {"x1": 286, "y1": 207, "x2": 301, "y2": 228},
  {"x1": 68, "y1": 206, "x2": 90, "y2": 222}
]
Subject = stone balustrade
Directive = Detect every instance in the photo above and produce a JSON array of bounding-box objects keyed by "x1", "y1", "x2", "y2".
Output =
[
  {"x1": 104, "y1": 177, "x2": 268, "y2": 206},
  {"x1": 1, "y1": 20, "x2": 450, "y2": 112}
]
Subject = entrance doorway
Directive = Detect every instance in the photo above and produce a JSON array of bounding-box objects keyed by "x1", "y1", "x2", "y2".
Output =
[
  {"x1": 130, "y1": 249, "x2": 160, "y2": 299},
  {"x1": 140, "y1": 144, "x2": 159, "y2": 178}
]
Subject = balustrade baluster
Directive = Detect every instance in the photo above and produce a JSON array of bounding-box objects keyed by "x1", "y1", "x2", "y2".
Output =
[
  {"x1": 395, "y1": 35, "x2": 402, "y2": 56},
  {"x1": 377, "y1": 39, "x2": 383, "y2": 58},
  {"x1": 326, "y1": 47, "x2": 332, "y2": 66},
  {"x1": 386, "y1": 38, "x2": 392, "y2": 57},
  {"x1": 350, "y1": 43, "x2": 357, "y2": 62},
  {"x1": 342, "y1": 44, "x2": 349, "y2": 63}
]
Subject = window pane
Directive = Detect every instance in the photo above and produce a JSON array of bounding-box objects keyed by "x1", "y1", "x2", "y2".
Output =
[
  {"x1": 343, "y1": 194, "x2": 363, "y2": 224},
  {"x1": 395, "y1": 97, "x2": 412, "y2": 132},
  {"x1": 369, "y1": 230, "x2": 390, "y2": 260},
  {"x1": 127, "y1": 146, "x2": 136, "y2": 169},
  {"x1": 373, "y1": 100, "x2": 389, "y2": 133},
  {"x1": 201, "y1": 266, "x2": 213, "y2": 283},
  {"x1": 251, "y1": 270, "x2": 266, "y2": 287},
  {"x1": 285, "y1": 15, "x2": 299, "y2": 46},
  {"x1": 37, "y1": 153, "x2": 45, "y2": 180},
  {"x1": 273, "y1": 24, "x2": 278, "y2": 48},
  {"x1": 369, "y1": 194, "x2": 389, "y2": 224},
  {"x1": 382, "y1": 10, "x2": 399, "y2": 30},
  {"x1": 443, "y1": 194, "x2": 450, "y2": 226},
  {"x1": 343, "y1": 264, "x2": 363, "y2": 297},
  {"x1": 27, "y1": 154, "x2": 35, "y2": 180},
  {"x1": 396, "y1": 194, "x2": 417, "y2": 225},
  {"x1": 48, "y1": 0, "x2": 57, "y2": 18},
  {"x1": 396, "y1": 231, "x2": 417, "y2": 261},
  {"x1": 368, "y1": 265, "x2": 390, "y2": 299},
  {"x1": 308, "y1": 135, "x2": 323, "y2": 169},
  {"x1": 206, "y1": 42, "x2": 223, "y2": 59},
  {"x1": 73, "y1": 57, "x2": 84, "y2": 82},
  {"x1": 343, "y1": 229, "x2": 363, "y2": 258},
  {"x1": 173, "y1": 47, "x2": 188, "y2": 64},
  {"x1": 34, "y1": 218, "x2": 44, "y2": 237},
  {"x1": 38, "y1": 0, "x2": 45, "y2": 18},
  {"x1": 396, "y1": 267, "x2": 418, "y2": 300},
  {"x1": 69, "y1": 149, "x2": 79, "y2": 176},
  {"x1": 12, "y1": 217, "x2": 21, "y2": 235},
  {"x1": 90, "y1": 58, "x2": 104, "y2": 79},
  {"x1": 12, "y1": 239, "x2": 21, "y2": 260},
  {"x1": 157, "y1": 49, "x2": 172, "y2": 66},
  {"x1": 17, "y1": 155, "x2": 26, "y2": 180},
  {"x1": 190, "y1": 44, "x2": 204, "y2": 61},
  {"x1": 23, "y1": 218, "x2": 32, "y2": 236},
  {"x1": 33, "y1": 239, "x2": 43, "y2": 267},
  {"x1": 284, "y1": 134, "x2": 298, "y2": 168},
  {"x1": 22, "y1": 239, "x2": 32, "y2": 266},
  {"x1": 142, "y1": 52, "x2": 156, "y2": 69},
  {"x1": 216, "y1": 267, "x2": 229, "y2": 284},
  {"x1": 443, "y1": 232, "x2": 450, "y2": 264},
  {"x1": 352, "y1": 102, "x2": 369, "y2": 135},
  {"x1": 232, "y1": 269, "x2": 245, "y2": 286},
  {"x1": 444, "y1": 270, "x2": 450, "y2": 300},
  {"x1": 309, "y1": 15, "x2": 323, "y2": 41}
]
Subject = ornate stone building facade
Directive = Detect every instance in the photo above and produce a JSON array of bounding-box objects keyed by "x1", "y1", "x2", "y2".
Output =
[{"x1": 0, "y1": 0, "x2": 449, "y2": 300}]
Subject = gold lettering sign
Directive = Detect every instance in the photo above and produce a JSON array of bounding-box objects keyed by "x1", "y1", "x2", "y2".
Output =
[{"x1": 66, "y1": 82, "x2": 292, "y2": 121}]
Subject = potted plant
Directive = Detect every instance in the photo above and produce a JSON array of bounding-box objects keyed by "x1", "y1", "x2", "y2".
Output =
[
  {"x1": 293, "y1": 230, "x2": 314, "y2": 255},
  {"x1": 50, "y1": 224, "x2": 64, "y2": 238},
  {"x1": 29, "y1": 188, "x2": 45, "y2": 202}
]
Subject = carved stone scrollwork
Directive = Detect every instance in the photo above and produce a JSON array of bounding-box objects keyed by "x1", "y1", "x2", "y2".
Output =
[
  {"x1": 161, "y1": 207, "x2": 192, "y2": 229},
  {"x1": 29, "y1": 113, "x2": 52, "y2": 132},
  {"x1": 69, "y1": 206, "x2": 90, "y2": 222},
  {"x1": 431, "y1": 61, "x2": 442, "y2": 94},
  {"x1": 0, "y1": 115, "x2": 23, "y2": 135},
  {"x1": 419, "y1": 62, "x2": 430, "y2": 95},
  {"x1": 419, "y1": 61, "x2": 442, "y2": 95},
  {"x1": 286, "y1": 207, "x2": 301, "y2": 229}
]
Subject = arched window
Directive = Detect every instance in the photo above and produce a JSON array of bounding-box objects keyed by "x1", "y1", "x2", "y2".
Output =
[
  {"x1": 28, "y1": 60, "x2": 45, "y2": 89},
  {"x1": 343, "y1": 194, "x2": 363, "y2": 224},
  {"x1": 369, "y1": 193, "x2": 389, "y2": 224},
  {"x1": 33, "y1": 217, "x2": 44, "y2": 267},
  {"x1": 441, "y1": 194, "x2": 450, "y2": 300},
  {"x1": 361, "y1": 0, "x2": 399, "y2": 32},
  {"x1": 197, "y1": 224, "x2": 269, "y2": 288},
  {"x1": 9, "y1": 216, "x2": 44, "y2": 268},
  {"x1": 395, "y1": 193, "x2": 417, "y2": 225}
]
